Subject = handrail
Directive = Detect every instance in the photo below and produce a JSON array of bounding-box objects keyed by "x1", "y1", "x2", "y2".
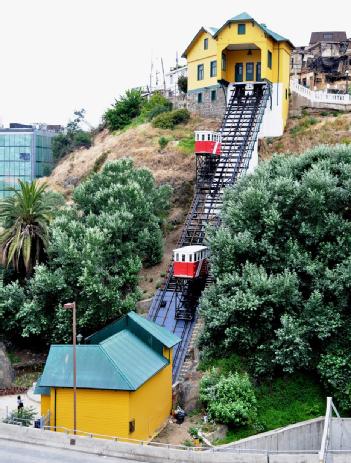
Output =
[{"x1": 291, "y1": 80, "x2": 351, "y2": 104}]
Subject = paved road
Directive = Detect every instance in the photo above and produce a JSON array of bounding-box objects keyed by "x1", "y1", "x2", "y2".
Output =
[{"x1": 0, "y1": 438, "x2": 148, "y2": 462}]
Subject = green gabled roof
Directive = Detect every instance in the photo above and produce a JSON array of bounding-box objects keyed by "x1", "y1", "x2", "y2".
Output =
[
  {"x1": 34, "y1": 376, "x2": 50, "y2": 396},
  {"x1": 230, "y1": 12, "x2": 253, "y2": 21},
  {"x1": 39, "y1": 312, "x2": 180, "y2": 392},
  {"x1": 182, "y1": 26, "x2": 217, "y2": 58},
  {"x1": 127, "y1": 311, "x2": 180, "y2": 348}
]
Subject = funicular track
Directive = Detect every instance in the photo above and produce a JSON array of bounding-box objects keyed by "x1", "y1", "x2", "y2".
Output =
[{"x1": 148, "y1": 82, "x2": 272, "y2": 382}]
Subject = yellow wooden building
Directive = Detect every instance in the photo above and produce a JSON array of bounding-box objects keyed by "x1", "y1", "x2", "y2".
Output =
[
  {"x1": 35, "y1": 312, "x2": 180, "y2": 441},
  {"x1": 182, "y1": 12, "x2": 293, "y2": 136}
]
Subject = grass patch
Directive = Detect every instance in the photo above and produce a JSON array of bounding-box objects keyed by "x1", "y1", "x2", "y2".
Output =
[
  {"x1": 200, "y1": 355, "x2": 325, "y2": 445},
  {"x1": 290, "y1": 116, "x2": 318, "y2": 136},
  {"x1": 7, "y1": 352, "x2": 21, "y2": 364},
  {"x1": 13, "y1": 371, "x2": 41, "y2": 388},
  {"x1": 178, "y1": 136, "x2": 195, "y2": 154},
  {"x1": 215, "y1": 373, "x2": 325, "y2": 444}
]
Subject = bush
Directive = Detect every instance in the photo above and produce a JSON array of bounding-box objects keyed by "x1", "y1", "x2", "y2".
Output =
[
  {"x1": 158, "y1": 136, "x2": 169, "y2": 151},
  {"x1": 152, "y1": 109, "x2": 190, "y2": 129},
  {"x1": 200, "y1": 368, "x2": 257, "y2": 426},
  {"x1": 104, "y1": 89, "x2": 144, "y2": 131},
  {"x1": 3, "y1": 407, "x2": 37, "y2": 427},
  {"x1": 141, "y1": 92, "x2": 172, "y2": 121},
  {"x1": 178, "y1": 75, "x2": 188, "y2": 94},
  {"x1": 199, "y1": 144, "x2": 351, "y2": 409}
]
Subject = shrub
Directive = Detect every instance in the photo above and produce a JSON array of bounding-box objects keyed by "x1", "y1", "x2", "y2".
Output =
[
  {"x1": 103, "y1": 89, "x2": 144, "y2": 131},
  {"x1": 141, "y1": 92, "x2": 172, "y2": 121},
  {"x1": 199, "y1": 144, "x2": 351, "y2": 409},
  {"x1": 158, "y1": 136, "x2": 169, "y2": 151},
  {"x1": 152, "y1": 109, "x2": 190, "y2": 129},
  {"x1": 200, "y1": 368, "x2": 257, "y2": 426},
  {"x1": 178, "y1": 75, "x2": 188, "y2": 94},
  {"x1": 3, "y1": 407, "x2": 37, "y2": 427}
]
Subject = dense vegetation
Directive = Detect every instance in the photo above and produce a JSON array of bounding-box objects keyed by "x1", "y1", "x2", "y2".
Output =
[
  {"x1": 52, "y1": 109, "x2": 92, "y2": 161},
  {"x1": 200, "y1": 145, "x2": 351, "y2": 411},
  {"x1": 0, "y1": 160, "x2": 171, "y2": 345},
  {"x1": 103, "y1": 88, "x2": 189, "y2": 131}
]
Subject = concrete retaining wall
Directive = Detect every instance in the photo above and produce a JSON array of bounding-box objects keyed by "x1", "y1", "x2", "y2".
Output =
[
  {"x1": 218, "y1": 417, "x2": 324, "y2": 452},
  {"x1": 330, "y1": 418, "x2": 351, "y2": 450},
  {"x1": 291, "y1": 92, "x2": 351, "y2": 112}
]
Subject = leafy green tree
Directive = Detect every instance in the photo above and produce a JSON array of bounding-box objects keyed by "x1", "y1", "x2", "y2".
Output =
[
  {"x1": 52, "y1": 109, "x2": 92, "y2": 161},
  {"x1": 1, "y1": 160, "x2": 172, "y2": 344},
  {"x1": 200, "y1": 368, "x2": 257, "y2": 426},
  {"x1": 0, "y1": 181, "x2": 62, "y2": 279},
  {"x1": 177, "y1": 75, "x2": 188, "y2": 94},
  {"x1": 140, "y1": 92, "x2": 172, "y2": 121},
  {"x1": 200, "y1": 145, "x2": 351, "y2": 409},
  {"x1": 103, "y1": 89, "x2": 144, "y2": 131}
]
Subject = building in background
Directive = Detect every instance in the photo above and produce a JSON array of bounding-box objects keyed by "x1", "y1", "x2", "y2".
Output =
[
  {"x1": 291, "y1": 31, "x2": 351, "y2": 92},
  {"x1": 0, "y1": 123, "x2": 61, "y2": 198}
]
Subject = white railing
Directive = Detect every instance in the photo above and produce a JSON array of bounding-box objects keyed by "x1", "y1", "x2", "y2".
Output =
[
  {"x1": 291, "y1": 80, "x2": 351, "y2": 104},
  {"x1": 319, "y1": 397, "x2": 341, "y2": 463}
]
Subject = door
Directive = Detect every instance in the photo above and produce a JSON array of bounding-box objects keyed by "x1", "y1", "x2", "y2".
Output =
[
  {"x1": 235, "y1": 63, "x2": 243, "y2": 82},
  {"x1": 256, "y1": 62, "x2": 262, "y2": 81}
]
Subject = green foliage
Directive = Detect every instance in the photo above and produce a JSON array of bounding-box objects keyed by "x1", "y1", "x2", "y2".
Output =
[
  {"x1": 141, "y1": 92, "x2": 172, "y2": 121},
  {"x1": 92, "y1": 151, "x2": 109, "y2": 172},
  {"x1": 178, "y1": 136, "x2": 195, "y2": 154},
  {"x1": 152, "y1": 108, "x2": 190, "y2": 129},
  {"x1": 290, "y1": 116, "x2": 318, "y2": 136},
  {"x1": 200, "y1": 368, "x2": 257, "y2": 426},
  {"x1": 3, "y1": 406, "x2": 37, "y2": 427},
  {"x1": 177, "y1": 75, "x2": 188, "y2": 94},
  {"x1": 200, "y1": 145, "x2": 351, "y2": 409},
  {"x1": 0, "y1": 160, "x2": 172, "y2": 344},
  {"x1": 103, "y1": 89, "x2": 144, "y2": 131},
  {"x1": 158, "y1": 136, "x2": 169, "y2": 151},
  {"x1": 0, "y1": 181, "x2": 62, "y2": 279},
  {"x1": 52, "y1": 109, "x2": 92, "y2": 161}
]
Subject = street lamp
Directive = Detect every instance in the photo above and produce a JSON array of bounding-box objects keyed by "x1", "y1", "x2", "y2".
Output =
[
  {"x1": 63, "y1": 301, "x2": 77, "y2": 435},
  {"x1": 77, "y1": 333, "x2": 83, "y2": 345}
]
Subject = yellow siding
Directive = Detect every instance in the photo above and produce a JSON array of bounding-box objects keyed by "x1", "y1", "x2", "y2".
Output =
[
  {"x1": 187, "y1": 31, "x2": 218, "y2": 90},
  {"x1": 51, "y1": 388, "x2": 130, "y2": 437},
  {"x1": 225, "y1": 49, "x2": 261, "y2": 82},
  {"x1": 40, "y1": 394, "x2": 50, "y2": 416},
  {"x1": 129, "y1": 348, "x2": 173, "y2": 441}
]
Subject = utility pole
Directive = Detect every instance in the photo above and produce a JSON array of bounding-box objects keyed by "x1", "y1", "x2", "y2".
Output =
[{"x1": 64, "y1": 302, "x2": 77, "y2": 435}]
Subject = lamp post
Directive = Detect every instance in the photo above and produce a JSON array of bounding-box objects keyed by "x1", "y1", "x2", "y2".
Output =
[{"x1": 63, "y1": 301, "x2": 77, "y2": 435}]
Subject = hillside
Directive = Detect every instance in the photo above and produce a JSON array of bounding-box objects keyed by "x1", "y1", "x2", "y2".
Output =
[
  {"x1": 44, "y1": 116, "x2": 219, "y2": 298},
  {"x1": 44, "y1": 110, "x2": 351, "y2": 299}
]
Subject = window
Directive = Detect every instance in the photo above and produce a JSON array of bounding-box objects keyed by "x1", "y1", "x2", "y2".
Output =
[
  {"x1": 189, "y1": 254, "x2": 192, "y2": 262},
  {"x1": 211, "y1": 90, "x2": 217, "y2": 101},
  {"x1": 285, "y1": 88, "x2": 288, "y2": 99},
  {"x1": 246, "y1": 62, "x2": 254, "y2": 81},
  {"x1": 182, "y1": 254, "x2": 185, "y2": 262},
  {"x1": 204, "y1": 38, "x2": 208, "y2": 50},
  {"x1": 221, "y1": 53, "x2": 227, "y2": 71},
  {"x1": 175, "y1": 253, "x2": 179, "y2": 261},
  {"x1": 323, "y1": 33, "x2": 333, "y2": 41},
  {"x1": 197, "y1": 92, "x2": 203, "y2": 103},
  {"x1": 238, "y1": 24, "x2": 246, "y2": 35},
  {"x1": 129, "y1": 419, "x2": 135, "y2": 434},
  {"x1": 267, "y1": 50, "x2": 272, "y2": 69},
  {"x1": 197, "y1": 64, "x2": 204, "y2": 80},
  {"x1": 210, "y1": 60, "x2": 217, "y2": 77}
]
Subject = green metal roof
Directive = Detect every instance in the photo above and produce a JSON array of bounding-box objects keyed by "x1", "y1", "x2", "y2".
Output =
[
  {"x1": 39, "y1": 312, "x2": 180, "y2": 392},
  {"x1": 230, "y1": 12, "x2": 253, "y2": 21},
  {"x1": 34, "y1": 376, "x2": 50, "y2": 395}
]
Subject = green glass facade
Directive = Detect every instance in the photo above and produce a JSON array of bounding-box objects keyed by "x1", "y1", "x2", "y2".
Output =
[{"x1": 0, "y1": 129, "x2": 55, "y2": 198}]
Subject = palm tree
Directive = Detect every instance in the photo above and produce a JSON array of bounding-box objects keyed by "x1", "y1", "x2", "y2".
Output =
[{"x1": 0, "y1": 180, "x2": 58, "y2": 279}]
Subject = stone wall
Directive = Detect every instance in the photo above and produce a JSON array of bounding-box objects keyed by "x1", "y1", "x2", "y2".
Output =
[
  {"x1": 0, "y1": 343, "x2": 14, "y2": 389},
  {"x1": 170, "y1": 86, "x2": 226, "y2": 119}
]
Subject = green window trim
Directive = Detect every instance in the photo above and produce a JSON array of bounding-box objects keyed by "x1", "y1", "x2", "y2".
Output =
[
  {"x1": 246, "y1": 62, "x2": 254, "y2": 81},
  {"x1": 267, "y1": 50, "x2": 272, "y2": 69},
  {"x1": 197, "y1": 92, "x2": 203, "y2": 103},
  {"x1": 197, "y1": 64, "x2": 204, "y2": 81},
  {"x1": 221, "y1": 53, "x2": 227, "y2": 71},
  {"x1": 204, "y1": 38, "x2": 208, "y2": 50},
  {"x1": 238, "y1": 24, "x2": 246, "y2": 35},
  {"x1": 211, "y1": 90, "x2": 217, "y2": 102},
  {"x1": 210, "y1": 60, "x2": 217, "y2": 78}
]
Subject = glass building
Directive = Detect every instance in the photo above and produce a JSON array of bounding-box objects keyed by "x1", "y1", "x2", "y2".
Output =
[{"x1": 0, "y1": 124, "x2": 59, "y2": 198}]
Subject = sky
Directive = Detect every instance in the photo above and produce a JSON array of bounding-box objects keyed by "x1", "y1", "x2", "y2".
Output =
[{"x1": 1, "y1": 0, "x2": 351, "y2": 128}]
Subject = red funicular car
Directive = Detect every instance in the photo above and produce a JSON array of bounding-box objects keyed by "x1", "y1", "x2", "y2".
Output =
[
  {"x1": 194, "y1": 131, "x2": 221, "y2": 155},
  {"x1": 173, "y1": 245, "x2": 209, "y2": 279}
]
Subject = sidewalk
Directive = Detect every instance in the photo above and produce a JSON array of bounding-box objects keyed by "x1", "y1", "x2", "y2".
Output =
[{"x1": 0, "y1": 389, "x2": 40, "y2": 420}]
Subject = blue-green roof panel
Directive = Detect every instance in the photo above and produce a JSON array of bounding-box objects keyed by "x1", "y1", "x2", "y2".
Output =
[
  {"x1": 34, "y1": 376, "x2": 50, "y2": 395},
  {"x1": 128, "y1": 312, "x2": 181, "y2": 348},
  {"x1": 230, "y1": 12, "x2": 253, "y2": 21},
  {"x1": 102, "y1": 330, "x2": 168, "y2": 389}
]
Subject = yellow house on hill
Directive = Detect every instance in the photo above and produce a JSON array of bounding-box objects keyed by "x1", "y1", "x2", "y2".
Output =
[
  {"x1": 35, "y1": 312, "x2": 180, "y2": 441},
  {"x1": 182, "y1": 12, "x2": 294, "y2": 136}
]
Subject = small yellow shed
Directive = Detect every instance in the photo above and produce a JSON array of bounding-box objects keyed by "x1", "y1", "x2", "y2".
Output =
[{"x1": 35, "y1": 312, "x2": 180, "y2": 441}]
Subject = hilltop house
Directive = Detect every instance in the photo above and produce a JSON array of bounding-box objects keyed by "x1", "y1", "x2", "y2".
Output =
[
  {"x1": 182, "y1": 12, "x2": 293, "y2": 136},
  {"x1": 35, "y1": 312, "x2": 180, "y2": 441}
]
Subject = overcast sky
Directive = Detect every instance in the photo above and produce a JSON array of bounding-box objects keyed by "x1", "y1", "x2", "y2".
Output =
[{"x1": 1, "y1": 0, "x2": 351, "y2": 128}]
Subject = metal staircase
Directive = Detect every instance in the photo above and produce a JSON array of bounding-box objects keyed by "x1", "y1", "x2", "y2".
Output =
[{"x1": 147, "y1": 81, "x2": 271, "y2": 382}]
